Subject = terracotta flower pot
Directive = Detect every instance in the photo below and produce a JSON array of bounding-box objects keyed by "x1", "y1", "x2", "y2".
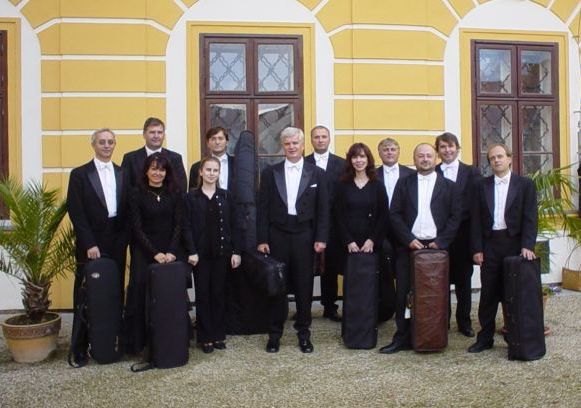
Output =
[{"x1": 1, "y1": 312, "x2": 61, "y2": 363}]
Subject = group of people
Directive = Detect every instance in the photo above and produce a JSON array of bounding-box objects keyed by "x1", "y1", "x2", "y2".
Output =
[{"x1": 66, "y1": 118, "x2": 537, "y2": 362}]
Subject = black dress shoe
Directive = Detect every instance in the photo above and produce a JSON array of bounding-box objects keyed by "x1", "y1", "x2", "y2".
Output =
[
  {"x1": 266, "y1": 338, "x2": 280, "y2": 353},
  {"x1": 213, "y1": 341, "x2": 226, "y2": 350},
  {"x1": 299, "y1": 339, "x2": 314, "y2": 353},
  {"x1": 458, "y1": 326, "x2": 475, "y2": 337},
  {"x1": 467, "y1": 341, "x2": 493, "y2": 353},
  {"x1": 323, "y1": 310, "x2": 342, "y2": 322},
  {"x1": 378, "y1": 342, "x2": 411, "y2": 354},
  {"x1": 201, "y1": 343, "x2": 214, "y2": 354}
]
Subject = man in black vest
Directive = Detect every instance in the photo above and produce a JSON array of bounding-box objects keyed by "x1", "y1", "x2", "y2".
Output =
[
  {"x1": 435, "y1": 132, "x2": 481, "y2": 337},
  {"x1": 189, "y1": 127, "x2": 234, "y2": 191},
  {"x1": 67, "y1": 128, "x2": 129, "y2": 363},
  {"x1": 305, "y1": 125, "x2": 345, "y2": 322},
  {"x1": 468, "y1": 143, "x2": 537, "y2": 353},
  {"x1": 257, "y1": 127, "x2": 329, "y2": 353},
  {"x1": 379, "y1": 143, "x2": 461, "y2": 354},
  {"x1": 121, "y1": 117, "x2": 187, "y2": 192}
]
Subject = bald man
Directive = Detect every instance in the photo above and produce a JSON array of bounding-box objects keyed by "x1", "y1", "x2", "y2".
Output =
[{"x1": 379, "y1": 143, "x2": 461, "y2": 354}]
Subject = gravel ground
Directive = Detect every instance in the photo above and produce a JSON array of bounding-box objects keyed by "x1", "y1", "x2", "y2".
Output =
[{"x1": 1, "y1": 292, "x2": 580, "y2": 408}]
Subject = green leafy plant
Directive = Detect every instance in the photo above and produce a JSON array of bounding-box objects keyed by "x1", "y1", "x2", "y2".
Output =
[
  {"x1": 0, "y1": 178, "x2": 75, "y2": 323},
  {"x1": 531, "y1": 164, "x2": 581, "y2": 239}
]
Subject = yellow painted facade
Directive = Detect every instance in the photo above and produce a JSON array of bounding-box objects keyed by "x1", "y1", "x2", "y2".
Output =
[{"x1": 0, "y1": 0, "x2": 578, "y2": 308}]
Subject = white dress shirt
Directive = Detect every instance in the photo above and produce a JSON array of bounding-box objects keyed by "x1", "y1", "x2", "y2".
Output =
[
  {"x1": 493, "y1": 172, "x2": 511, "y2": 230},
  {"x1": 214, "y1": 153, "x2": 229, "y2": 190},
  {"x1": 285, "y1": 158, "x2": 303, "y2": 216},
  {"x1": 94, "y1": 158, "x2": 117, "y2": 218},
  {"x1": 411, "y1": 172, "x2": 438, "y2": 240},
  {"x1": 440, "y1": 159, "x2": 459, "y2": 182},
  {"x1": 145, "y1": 146, "x2": 162, "y2": 156},
  {"x1": 313, "y1": 151, "x2": 329, "y2": 171},
  {"x1": 382, "y1": 164, "x2": 400, "y2": 207}
]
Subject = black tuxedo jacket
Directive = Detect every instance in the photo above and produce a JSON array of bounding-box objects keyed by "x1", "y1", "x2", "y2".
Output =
[
  {"x1": 257, "y1": 161, "x2": 329, "y2": 245},
  {"x1": 121, "y1": 147, "x2": 187, "y2": 193},
  {"x1": 188, "y1": 154, "x2": 235, "y2": 191},
  {"x1": 390, "y1": 172, "x2": 462, "y2": 250},
  {"x1": 471, "y1": 173, "x2": 537, "y2": 253},
  {"x1": 376, "y1": 164, "x2": 416, "y2": 199},
  {"x1": 305, "y1": 152, "x2": 345, "y2": 201},
  {"x1": 436, "y1": 161, "x2": 481, "y2": 221},
  {"x1": 67, "y1": 160, "x2": 128, "y2": 257}
]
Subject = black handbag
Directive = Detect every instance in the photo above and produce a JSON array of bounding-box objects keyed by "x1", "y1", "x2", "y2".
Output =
[{"x1": 242, "y1": 250, "x2": 286, "y2": 297}]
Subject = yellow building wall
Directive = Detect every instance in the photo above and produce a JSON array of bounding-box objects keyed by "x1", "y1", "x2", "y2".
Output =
[{"x1": 7, "y1": 0, "x2": 578, "y2": 308}]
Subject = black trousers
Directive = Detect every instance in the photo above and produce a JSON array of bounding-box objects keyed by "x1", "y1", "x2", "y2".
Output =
[
  {"x1": 268, "y1": 223, "x2": 314, "y2": 341},
  {"x1": 392, "y1": 247, "x2": 412, "y2": 345},
  {"x1": 320, "y1": 228, "x2": 343, "y2": 312},
  {"x1": 123, "y1": 247, "x2": 150, "y2": 354},
  {"x1": 193, "y1": 256, "x2": 228, "y2": 343},
  {"x1": 448, "y1": 220, "x2": 474, "y2": 329},
  {"x1": 476, "y1": 230, "x2": 521, "y2": 344}
]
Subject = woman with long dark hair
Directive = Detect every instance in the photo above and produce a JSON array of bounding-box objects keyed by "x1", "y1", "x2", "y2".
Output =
[
  {"x1": 124, "y1": 153, "x2": 186, "y2": 354},
  {"x1": 184, "y1": 156, "x2": 241, "y2": 353},
  {"x1": 335, "y1": 143, "x2": 389, "y2": 349}
]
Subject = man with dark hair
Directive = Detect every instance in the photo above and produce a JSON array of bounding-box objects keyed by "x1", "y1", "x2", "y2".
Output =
[
  {"x1": 121, "y1": 117, "x2": 187, "y2": 192},
  {"x1": 67, "y1": 128, "x2": 129, "y2": 363},
  {"x1": 189, "y1": 127, "x2": 234, "y2": 191},
  {"x1": 435, "y1": 132, "x2": 481, "y2": 337},
  {"x1": 468, "y1": 143, "x2": 537, "y2": 353},
  {"x1": 379, "y1": 143, "x2": 461, "y2": 354},
  {"x1": 305, "y1": 125, "x2": 345, "y2": 322},
  {"x1": 257, "y1": 127, "x2": 329, "y2": 353}
]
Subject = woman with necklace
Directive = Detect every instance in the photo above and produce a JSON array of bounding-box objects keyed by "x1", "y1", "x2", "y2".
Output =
[
  {"x1": 184, "y1": 157, "x2": 241, "y2": 353},
  {"x1": 124, "y1": 153, "x2": 187, "y2": 355},
  {"x1": 335, "y1": 143, "x2": 389, "y2": 349}
]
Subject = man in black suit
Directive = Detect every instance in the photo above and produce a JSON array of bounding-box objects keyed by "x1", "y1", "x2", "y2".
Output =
[
  {"x1": 257, "y1": 127, "x2": 329, "y2": 353},
  {"x1": 305, "y1": 125, "x2": 345, "y2": 322},
  {"x1": 376, "y1": 138, "x2": 415, "y2": 207},
  {"x1": 67, "y1": 128, "x2": 129, "y2": 362},
  {"x1": 376, "y1": 138, "x2": 415, "y2": 322},
  {"x1": 435, "y1": 132, "x2": 481, "y2": 337},
  {"x1": 468, "y1": 143, "x2": 537, "y2": 353},
  {"x1": 121, "y1": 117, "x2": 187, "y2": 192},
  {"x1": 188, "y1": 127, "x2": 234, "y2": 191},
  {"x1": 379, "y1": 143, "x2": 461, "y2": 354}
]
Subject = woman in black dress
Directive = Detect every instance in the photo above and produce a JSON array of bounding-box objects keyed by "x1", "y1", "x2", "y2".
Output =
[
  {"x1": 124, "y1": 153, "x2": 186, "y2": 354},
  {"x1": 184, "y1": 157, "x2": 241, "y2": 353},
  {"x1": 335, "y1": 143, "x2": 388, "y2": 254},
  {"x1": 335, "y1": 143, "x2": 389, "y2": 349}
]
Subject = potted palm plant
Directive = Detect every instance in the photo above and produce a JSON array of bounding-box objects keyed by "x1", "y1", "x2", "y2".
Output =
[{"x1": 0, "y1": 178, "x2": 75, "y2": 363}]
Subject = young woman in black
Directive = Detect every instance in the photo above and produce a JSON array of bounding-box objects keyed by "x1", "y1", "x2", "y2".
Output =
[
  {"x1": 184, "y1": 157, "x2": 241, "y2": 353},
  {"x1": 124, "y1": 153, "x2": 186, "y2": 354}
]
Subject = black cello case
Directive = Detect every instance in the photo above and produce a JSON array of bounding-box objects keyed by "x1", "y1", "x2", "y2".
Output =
[
  {"x1": 69, "y1": 257, "x2": 123, "y2": 367},
  {"x1": 342, "y1": 253, "x2": 379, "y2": 349},
  {"x1": 225, "y1": 130, "x2": 270, "y2": 334},
  {"x1": 503, "y1": 256, "x2": 546, "y2": 361},
  {"x1": 132, "y1": 261, "x2": 190, "y2": 371}
]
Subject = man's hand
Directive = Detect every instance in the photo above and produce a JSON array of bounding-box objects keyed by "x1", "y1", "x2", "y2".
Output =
[
  {"x1": 165, "y1": 253, "x2": 176, "y2": 263},
  {"x1": 257, "y1": 243, "x2": 270, "y2": 254},
  {"x1": 473, "y1": 252, "x2": 484, "y2": 266},
  {"x1": 188, "y1": 254, "x2": 199, "y2": 266},
  {"x1": 314, "y1": 242, "x2": 326, "y2": 253},
  {"x1": 409, "y1": 239, "x2": 424, "y2": 250},
  {"x1": 87, "y1": 246, "x2": 101, "y2": 260},
  {"x1": 428, "y1": 242, "x2": 439, "y2": 250},
  {"x1": 521, "y1": 248, "x2": 536, "y2": 261},
  {"x1": 231, "y1": 254, "x2": 242, "y2": 269}
]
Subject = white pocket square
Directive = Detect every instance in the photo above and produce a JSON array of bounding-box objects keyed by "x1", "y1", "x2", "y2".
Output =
[{"x1": 310, "y1": 184, "x2": 317, "y2": 187}]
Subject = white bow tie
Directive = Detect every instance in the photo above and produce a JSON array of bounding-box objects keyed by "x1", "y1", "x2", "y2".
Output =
[
  {"x1": 99, "y1": 163, "x2": 112, "y2": 171},
  {"x1": 495, "y1": 177, "x2": 508, "y2": 185}
]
